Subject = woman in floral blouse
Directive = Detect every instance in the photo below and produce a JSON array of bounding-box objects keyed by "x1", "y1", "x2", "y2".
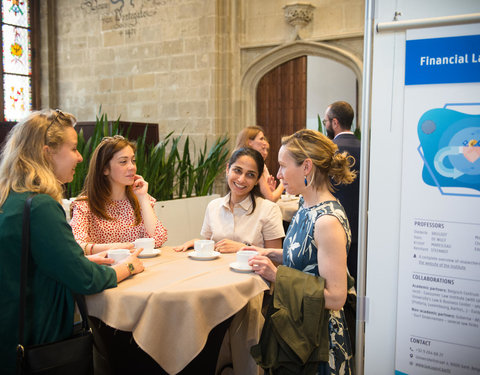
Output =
[
  {"x1": 246, "y1": 129, "x2": 356, "y2": 374},
  {"x1": 70, "y1": 135, "x2": 167, "y2": 258}
]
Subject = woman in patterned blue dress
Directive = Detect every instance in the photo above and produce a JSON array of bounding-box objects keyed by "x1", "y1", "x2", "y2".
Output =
[{"x1": 247, "y1": 129, "x2": 357, "y2": 374}]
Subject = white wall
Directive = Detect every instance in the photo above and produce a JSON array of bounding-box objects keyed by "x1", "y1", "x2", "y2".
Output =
[
  {"x1": 306, "y1": 56, "x2": 357, "y2": 132},
  {"x1": 364, "y1": 0, "x2": 480, "y2": 374},
  {"x1": 154, "y1": 195, "x2": 220, "y2": 246}
]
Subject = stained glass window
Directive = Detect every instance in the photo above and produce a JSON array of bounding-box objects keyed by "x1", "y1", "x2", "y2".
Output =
[{"x1": 1, "y1": 0, "x2": 32, "y2": 121}]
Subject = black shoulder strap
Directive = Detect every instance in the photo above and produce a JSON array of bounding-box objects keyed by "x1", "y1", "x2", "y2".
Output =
[
  {"x1": 18, "y1": 195, "x2": 35, "y2": 346},
  {"x1": 74, "y1": 293, "x2": 90, "y2": 331}
]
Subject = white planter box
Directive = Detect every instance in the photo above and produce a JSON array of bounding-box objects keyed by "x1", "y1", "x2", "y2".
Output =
[{"x1": 154, "y1": 194, "x2": 220, "y2": 246}]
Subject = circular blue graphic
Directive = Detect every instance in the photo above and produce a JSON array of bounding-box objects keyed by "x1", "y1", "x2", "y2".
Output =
[{"x1": 449, "y1": 127, "x2": 480, "y2": 176}]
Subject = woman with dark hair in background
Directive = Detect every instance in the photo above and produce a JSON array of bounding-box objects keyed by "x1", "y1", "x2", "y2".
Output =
[
  {"x1": 174, "y1": 147, "x2": 284, "y2": 253},
  {"x1": 235, "y1": 126, "x2": 284, "y2": 202}
]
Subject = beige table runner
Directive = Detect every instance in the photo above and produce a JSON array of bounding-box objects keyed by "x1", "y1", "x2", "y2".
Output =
[{"x1": 86, "y1": 247, "x2": 269, "y2": 374}]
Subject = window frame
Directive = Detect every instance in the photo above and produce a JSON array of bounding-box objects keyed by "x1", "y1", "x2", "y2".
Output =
[{"x1": 0, "y1": 0, "x2": 40, "y2": 122}]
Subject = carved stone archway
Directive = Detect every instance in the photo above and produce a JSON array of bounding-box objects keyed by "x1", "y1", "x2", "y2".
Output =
[{"x1": 240, "y1": 40, "x2": 363, "y2": 133}]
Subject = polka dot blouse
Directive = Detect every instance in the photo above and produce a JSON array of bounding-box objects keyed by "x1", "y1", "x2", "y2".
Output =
[{"x1": 70, "y1": 195, "x2": 167, "y2": 249}]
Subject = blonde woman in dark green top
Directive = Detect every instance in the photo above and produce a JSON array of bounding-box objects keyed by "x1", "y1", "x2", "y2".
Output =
[{"x1": 0, "y1": 109, "x2": 144, "y2": 374}]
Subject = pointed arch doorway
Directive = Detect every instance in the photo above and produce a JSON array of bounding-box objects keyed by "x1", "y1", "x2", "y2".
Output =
[
  {"x1": 245, "y1": 41, "x2": 363, "y2": 183},
  {"x1": 256, "y1": 56, "x2": 307, "y2": 180}
]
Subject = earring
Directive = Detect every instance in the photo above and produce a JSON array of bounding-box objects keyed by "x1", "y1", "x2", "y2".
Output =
[{"x1": 304, "y1": 176, "x2": 307, "y2": 186}]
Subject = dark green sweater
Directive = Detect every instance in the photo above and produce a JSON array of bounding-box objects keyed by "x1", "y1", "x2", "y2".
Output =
[{"x1": 0, "y1": 192, "x2": 117, "y2": 374}]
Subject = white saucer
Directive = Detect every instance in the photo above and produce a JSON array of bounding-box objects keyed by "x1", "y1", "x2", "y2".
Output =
[
  {"x1": 188, "y1": 251, "x2": 220, "y2": 260},
  {"x1": 229, "y1": 262, "x2": 253, "y2": 273},
  {"x1": 138, "y1": 249, "x2": 161, "y2": 258}
]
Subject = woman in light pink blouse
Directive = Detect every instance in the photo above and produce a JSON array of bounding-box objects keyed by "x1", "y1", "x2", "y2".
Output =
[{"x1": 70, "y1": 135, "x2": 167, "y2": 260}]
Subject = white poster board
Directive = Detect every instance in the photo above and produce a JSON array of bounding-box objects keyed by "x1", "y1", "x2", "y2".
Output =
[{"x1": 395, "y1": 24, "x2": 480, "y2": 375}]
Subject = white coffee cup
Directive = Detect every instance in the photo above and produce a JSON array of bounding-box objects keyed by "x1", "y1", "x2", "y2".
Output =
[
  {"x1": 107, "y1": 249, "x2": 131, "y2": 265},
  {"x1": 194, "y1": 239, "x2": 214, "y2": 255},
  {"x1": 236, "y1": 250, "x2": 258, "y2": 267},
  {"x1": 134, "y1": 238, "x2": 155, "y2": 253}
]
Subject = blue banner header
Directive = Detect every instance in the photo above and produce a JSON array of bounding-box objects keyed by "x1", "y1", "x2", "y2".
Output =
[{"x1": 405, "y1": 34, "x2": 480, "y2": 85}]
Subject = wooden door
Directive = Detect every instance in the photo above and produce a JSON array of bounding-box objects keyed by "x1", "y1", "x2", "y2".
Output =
[{"x1": 256, "y1": 56, "x2": 306, "y2": 181}]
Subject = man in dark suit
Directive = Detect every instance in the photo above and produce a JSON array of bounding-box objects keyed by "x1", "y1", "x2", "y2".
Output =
[{"x1": 324, "y1": 101, "x2": 361, "y2": 286}]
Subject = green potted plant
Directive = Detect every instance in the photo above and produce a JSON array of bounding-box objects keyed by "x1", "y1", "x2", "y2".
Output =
[
  {"x1": 136, "y1": 132, "x2": 229, "y2": 245},
  {"x1": 67, "y1": 108, "x2": 230, "y2": 201}
]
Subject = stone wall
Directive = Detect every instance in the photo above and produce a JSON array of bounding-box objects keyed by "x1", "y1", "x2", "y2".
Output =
[
  {"x1": 41, "y1": 0, "x2": 217, "y2": 145},
  {"x1": 243, "y1": 0, "x2": 364, "y2": 46},
  {"x1": 37, "y1": 0, "x2": 364, "y2": 195},
  {"x1": 40, "y1": 0, "x2": 364, "y2": 136},
  {"x1": 37, "y1": 0, "x2": 363, "y2": 193}
]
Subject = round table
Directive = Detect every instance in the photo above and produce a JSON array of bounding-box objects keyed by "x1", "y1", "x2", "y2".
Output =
[{"x1": 86, "y1": 247, "x2": 269, "y2": 374}]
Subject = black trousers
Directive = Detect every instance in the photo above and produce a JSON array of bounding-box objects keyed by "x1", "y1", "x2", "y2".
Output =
[{"x1": 89, "y1": 316, "x2": 233, "y2": 375}]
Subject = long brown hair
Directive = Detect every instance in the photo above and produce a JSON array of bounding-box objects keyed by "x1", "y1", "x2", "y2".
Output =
[
  {"x1": 77, "y1": 135, "x2": 142, "y2": 225},
  {"x1": 234, "y1": 125, "x2": 265, "y2": 150}
]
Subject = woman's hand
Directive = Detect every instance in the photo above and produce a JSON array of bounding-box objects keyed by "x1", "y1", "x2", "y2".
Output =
[
  {"x1": 113, "y1": 248, "x2": 144, "y2": 282},
  {"x1": 215, "y1": 239, "x2": 244, "y2": 253},
  {"x1": 267, "y1": 175, "x2": 277, "y2": 192},
  {"x1": 241, "y1": 245, "x2": 284, "y2": 264},
  {"x1": 132, "y1": 175, "x2": 148, "y2": 197},
  {"x1": 82, "y1": 241, "x2": 134, "y2": 255},
  {"x1": 86, "y1": 251, "x2": 115, "y2": 265},
  {"x1": 133, "y1": 176, "x2": 162, "y2": 239},
  {"x1": 239, "y1": 245, "x2": 268, "y2": 256},
  {"x1": 248, "y1": 255, "x2": 277, "y2": 282},
  {"x1": 173, "y1": 239, "x2": 196, "y2": 252},
  {"x1": 121, "y1": 247, "x2": 145, "y2": 275}
]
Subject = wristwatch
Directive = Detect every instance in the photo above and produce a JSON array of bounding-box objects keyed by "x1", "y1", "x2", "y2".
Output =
[{"x1": 126, "y1": 262, "x2": 135, "y2": 275}]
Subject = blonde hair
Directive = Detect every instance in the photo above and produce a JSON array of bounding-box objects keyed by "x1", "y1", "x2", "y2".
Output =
[
  {"x1": 281, "y1": 129, "x2": 356, "y2": 192},
  {"x1": 234, "y1": 125, "x2": 265, "y2": 150},
  {"x1": 0, "y1": 109, "x2": 77, "y2": 207}
]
